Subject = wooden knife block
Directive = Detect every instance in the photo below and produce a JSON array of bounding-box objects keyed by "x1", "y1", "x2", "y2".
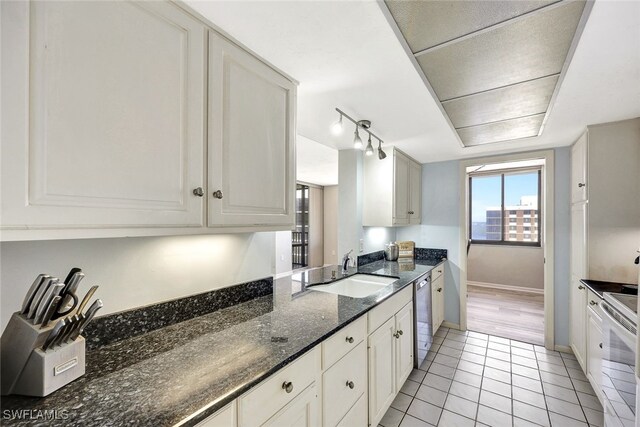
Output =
[{"x1": 0, "y1": 312, "x2": 85, "y2": 396}]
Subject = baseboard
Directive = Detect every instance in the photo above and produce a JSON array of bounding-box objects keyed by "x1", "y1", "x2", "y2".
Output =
[
  {"x1": 555, "y1": 344, "x2": 573, "y2": 354},
  {"x1": 442, "y1": 321, "x2": 461, "y2": 330},
  {"x1": 467, "y1": 280, "x2": 544, "y2": 295}
]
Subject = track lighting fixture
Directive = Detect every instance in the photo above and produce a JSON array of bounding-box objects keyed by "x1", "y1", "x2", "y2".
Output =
[
  {"x1": 331, "y1": 108, "x2": 387, "y2": 160},
  {"x1": 353, "y1": 127, "x2": 363, "y2": 149},
  {"x1": 378, "y1": 139, "x2": 387, "y2": 160},
  {"x1": 365, "y1": 134, "x2": 374, "y2": 156},
  {"x1": 331, "y1": 114, "x2": 343, "y2": 135}
]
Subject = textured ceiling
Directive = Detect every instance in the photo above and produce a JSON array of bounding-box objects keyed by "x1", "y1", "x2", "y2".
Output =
[{"x1": 385, "y1": 0, "x2": 588, "y2": 146}]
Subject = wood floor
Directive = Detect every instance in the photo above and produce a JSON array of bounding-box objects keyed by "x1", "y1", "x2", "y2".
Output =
[{"x1": 467, "y1": 284, "x2": 544, "y2": 346}]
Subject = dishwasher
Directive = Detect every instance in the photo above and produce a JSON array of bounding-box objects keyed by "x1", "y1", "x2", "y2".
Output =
[{"x1": 413, "y1": 272, "x2": 433, "y2": 368}]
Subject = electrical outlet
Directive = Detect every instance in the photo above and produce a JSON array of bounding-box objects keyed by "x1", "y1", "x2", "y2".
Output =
[
  {"x1": 280, "y1": 254, "x2": 285, "y2": 262},
  {"x1": 359, "y1": 239, "x2": 364, "y2": 253}
]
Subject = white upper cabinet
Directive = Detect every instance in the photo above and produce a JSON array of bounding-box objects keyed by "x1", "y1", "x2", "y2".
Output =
[
  {"x1": 1, "y1": 1, "x2": 297, "y2": 240},
  {"x1": 1, "y1": 1, "x2": 206, "y2": 236},
  {"x1": 571, "y1": 131, "x2": 588, "y2": 203},
  {"x1": 208, "y1": 32, "x2": 296, "y2": 227},
  {"x1": 363, "y1": 148, "x2": 422, "y2": 227}
]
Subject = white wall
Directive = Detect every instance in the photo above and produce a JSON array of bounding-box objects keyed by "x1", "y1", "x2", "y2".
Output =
[
  {"x1": 363, "y1": 227, "x2": 397, "y2": 255},
  {"x1": 324, "y1": 185, "x2": 339, "y2": 265},
  {"x1": 1, "y1": 233, "x2": 275, "y2": 332},
  {"x1": 338, "y1": 150, "x2": 364, "y2": 262},
  {"x1": 468, "y1": 245, "x2": 544, "y2": 289},
  {"x1": 397, "y1": 148, "x2": 573, "y2": 346}
]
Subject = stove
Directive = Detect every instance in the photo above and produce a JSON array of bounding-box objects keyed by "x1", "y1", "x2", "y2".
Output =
[{"x1": 604, "y1": 293, "x2": 638, "y2": 325}]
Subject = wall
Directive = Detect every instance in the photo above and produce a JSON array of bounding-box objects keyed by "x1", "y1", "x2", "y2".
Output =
[
  {"x1": 274, "y1": 231, "x2": 293, "y2": 275},
  {"x1": 324, "y1": 185, "x2": 339, "y2": 265},
  {"x1": 587, "y1": 118, "x2": 640, "y2": 283},
  {"x1": 397, "y1": 149, "x2": 572, "y2": 346},
  {"x1": 363, "y1": 227, "x2": 397, "y2": 254},
  {"x1": 337, "y1": 150, "x2": 364, "y2": 262},
  {"x1": 396, "y1": 160, "x2": 461, "y2": 326},
  {"x1": 0, "y1": 233, "x2": 275, "y2": 332},
  {"x1": 468, "y1": 245, "x2": 544, "y2": 289}
]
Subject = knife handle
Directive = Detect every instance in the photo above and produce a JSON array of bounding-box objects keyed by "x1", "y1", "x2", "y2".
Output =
[{"x1": 51, "y1": 292, "x2": 78, "y2": 320}]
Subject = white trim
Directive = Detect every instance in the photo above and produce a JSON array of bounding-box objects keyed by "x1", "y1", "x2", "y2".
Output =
[
  {"x1": 468, "y1": 281, "x2": 544, "y2": 295},
  {"x1": 442, "y1": 321, "x2": 461, "y2": 330},
  {"x1": 555, "y1": 345, "x2": 573, "y2": 354},
  {"x1": 459, "y1": 150, "x2": 555, "y2": 350}
]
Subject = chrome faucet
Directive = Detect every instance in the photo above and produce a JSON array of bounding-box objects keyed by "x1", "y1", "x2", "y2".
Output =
[{"x1": 342, "y1": 250, "x2": 353, "y2": 274}]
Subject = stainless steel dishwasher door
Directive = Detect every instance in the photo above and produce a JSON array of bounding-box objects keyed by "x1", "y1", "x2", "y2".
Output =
[{"x1": 414, "y1": 273, "x2": 433, "y2": 368}]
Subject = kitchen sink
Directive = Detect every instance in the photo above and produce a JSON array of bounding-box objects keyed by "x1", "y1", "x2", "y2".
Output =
[{"x1": 309, "y1": 274, "x2": 397, "y2": 298}]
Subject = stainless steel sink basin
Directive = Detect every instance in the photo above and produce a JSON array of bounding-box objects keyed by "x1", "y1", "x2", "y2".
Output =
[{"x1": 309, "y1": 274, "x2": 397, "y2": 298}]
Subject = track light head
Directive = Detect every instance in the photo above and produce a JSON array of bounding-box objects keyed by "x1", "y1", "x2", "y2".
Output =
[
  {"x1": 378, "y1": 140, "x2": 387, "y2": 160},
  {"x1": 353, "y1": 126, "x2": 363, "y2": 149},
  {"x1": 331, "y1": 114, "x2": 343, "y2": 135},
  {"x1": 365, "y1": 134, "x2": 374, "y2": 156}
]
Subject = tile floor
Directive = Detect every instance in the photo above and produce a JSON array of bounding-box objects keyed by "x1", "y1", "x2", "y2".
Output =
[{"x1": 380, "y1": 327, "x2": 604, "y2": 427}]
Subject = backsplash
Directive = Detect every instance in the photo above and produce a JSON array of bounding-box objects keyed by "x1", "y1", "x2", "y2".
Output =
[
  {"x1": 357, "y1": 250, "x2": 385, "y2": 267},
  {"x1": 84, "y1": 277, "x2": 273, "y2": 349},
  {"x1": 415, "y1": 248, "x2": 448, "y2": 261}
]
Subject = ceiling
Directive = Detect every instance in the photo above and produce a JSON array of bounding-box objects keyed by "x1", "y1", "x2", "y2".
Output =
[
  {"x1": 296, "y1": 135, "x2": 339, "y2": 186},
  {"x1": 186, "y1": 0, "x2": 640, "y2": 164},
  {"x1": 385, "y1": 0, "x2": 588, "y2": 146}
]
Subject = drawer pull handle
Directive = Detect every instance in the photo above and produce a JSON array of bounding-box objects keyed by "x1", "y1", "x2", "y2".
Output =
[
  {"x1": 346, "y1": 381, "x2": 355, "y2": 389},
  {"x1": 578, "y1": 182, "x2": 586, "y2": 188},
  {"x1": 437, "y1": 270, "x2": 442, "y2": 273},
  {"x1": 578, "y1": 285, "x2": 585, "y2": 290},
  {"x1": 394, "y1": 330, "x2": 404, "y2": 339},
  {"x1": 590, "y1": 300, "x2": 598, "y2": 306},
  {"x1": 437, "y1": 288, "x2": 442, "y2": 292},
  {"x1": 346, "y1": 336, "x2": 354, "y2": 344},
  {"x1": 282, "y1": 381, "x2": 293, "y2": 393},
  {"x1": 599, "y1": 343, "x2": 602, "y2": 349}
]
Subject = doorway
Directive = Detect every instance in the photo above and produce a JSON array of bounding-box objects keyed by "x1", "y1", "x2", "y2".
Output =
[{"x1": 459, "y1": 151, "x2": 555, "y2": 349}]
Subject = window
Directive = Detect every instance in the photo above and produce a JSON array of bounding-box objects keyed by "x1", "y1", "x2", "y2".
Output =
[
  {"x1": 292, "y1": 184, "x2": 309, "y2": 268},
  {"x1": 469, "y1": 169, "x2": 541, "y2": 246}
]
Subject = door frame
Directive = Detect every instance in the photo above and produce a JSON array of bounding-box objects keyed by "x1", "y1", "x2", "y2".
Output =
[{"x1": 458, "y1": 150, "x2": 555, "y2": 350}]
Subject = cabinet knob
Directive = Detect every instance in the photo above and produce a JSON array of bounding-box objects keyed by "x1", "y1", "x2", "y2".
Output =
[
  {"x1": 590, "y1": 300, "x2": 598, "y2": 306},
  {"x1": 578, "y1": 285, "x2": 585, "y2": 290},
  {"x1": 437, "y1": 288, "x2": 442, "y2": 292},
  {"x1": 346, "y1": 381, "x2": 355, "y2": 389},
  {"x1": 192, "y1": 187, "x2": 204, "y2": 197},
  {"x1": 408, "y1": 211, "x2": 414, "y2": 215},
  {"x1": 437, "y1": 270, "x2": 442, "y2": 274},
  {"x1": 599, "y1": 343, "x2": 602, "y2": 349},
  {"x1": 282, "y1": 381, "x2": 293, "y2": 393},
  {"x1": 393, "y1": 332, "x2": 400, "y2": 339},
  {"x1": 578, "y1": 183, "x2": 586, "y2": 188},
  {"x1": 212, "y1": 190, "x2": 223, "y2": 199},
  {"x1": 346, "y1": 336, "x2": 354, "y2": 344}
]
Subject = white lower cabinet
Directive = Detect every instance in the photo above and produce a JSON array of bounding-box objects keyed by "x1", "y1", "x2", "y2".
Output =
[
  {"x1": 195, "y1": 401, "x2": 236, "y2": 427},
  {"x1": 586, "y1": 293, "x2": 604, "y2": 404},
  {"x1": 431, "y1": 270, "x2": 445, "y2": 335},
  {"x1": 336, "y1": 393, "x2": 367, "y2": 427},
  {"x1": 263, "y1": 384, "x2": 319, "y2": 427},
  {"x1": 570, "y1": 278, "x2": 588, "y2": 371}
]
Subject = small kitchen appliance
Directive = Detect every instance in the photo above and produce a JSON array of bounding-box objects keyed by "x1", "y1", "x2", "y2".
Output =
[{"x1": 384, "y1": 242, "x2": 399, "y2": 261}]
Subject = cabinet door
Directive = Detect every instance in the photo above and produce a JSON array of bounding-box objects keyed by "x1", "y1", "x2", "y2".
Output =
[
  {"x1": 208, "y1": 32, "x2": 296, "y2": 227},
  {"x1": 322, "y1": 342, "x2": 366, "y2": 427},
  {"x1": 336, "y1": 393, "x2": 367, "y2": 427},
  {"x1": 393, "y1": 153, "x2": 410, "y2": 225},
  {"x1": 1, "y1": 1, "x2": 206, "y2": 232},
  {"x1": 570, "y1": 277, "x2": 587, "y2": 370},
  {"x1": 432, "y1": 275, "x2": 444, "y2": 334},
  {"x1": 571, "y1": 202, "x2": 588, "y2": 279},
  {"x1": 368, "y1": 317, "x2": 396, "y2": 427},
  {"x1": 408, "y1": 161, "x2": 422, "y2": 225},
  {"x1": 587, "y1": 308, "x2": 603, "y2": 403},
  {"x1": 571, "y1": 132, "x2": 588, "y2": 203},
  {"x1": 196, "y1": 401, "x2": 236, "y2": 427},
  {"x1": 263, "y1": 383, "x2": 318, "y2": 427},
  {"x1": 395, "y1": 303, "x2": 414, "y2": 388}
]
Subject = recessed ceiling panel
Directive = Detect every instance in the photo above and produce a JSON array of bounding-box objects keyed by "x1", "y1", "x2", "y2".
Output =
[
  {"x1": 442, "y1": 74, "x2": 559, "y2": 128},
  {"x1": 385, "y1": 0, "x2": 558, "y2": 53},
  {"x1": 416, "y1": 0, "x2": 585, "y2": 101},
  {"x1": 457, "y1": 114, "x2": 545, "y2": 146}
]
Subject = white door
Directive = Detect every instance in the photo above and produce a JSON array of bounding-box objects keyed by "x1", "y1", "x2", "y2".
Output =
[
  {"x1": 263, "y1": 383, "x2": 318, "y2": 427},
  {"x1": 571, "y1": 202, "x2": 588, "y2": 279},
  {"x1": 587, "y1": 309, "x2": 603, "y2": 402},
  {"x1": 208, "y1": 32, "x2": 296, "y2": 227},
  {"x1": 368, "y1": 317, "x2": 396, "y2": 427},
  {"x1": 395, "y1": 303, "x2": 414, "y2": 388},
  {"x1": 408, "y1": 161, "x2": 422, "y2": 225},
  {"x1": 571, "y1": 132, "x2": 588, "y2": 203},
  {"x1": 393, "y1": 153, "x2": 410, "y2": 226},
  {"x1": 570, "y1": 277, "x2": 587, "y2": 370},
  {"x1": 1, "y1": 1, "x2": 206, "y2": 231}
]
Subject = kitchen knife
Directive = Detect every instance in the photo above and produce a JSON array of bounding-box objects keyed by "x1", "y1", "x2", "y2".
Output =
[
  {"x1": 51, "y1": 319, "x2": 73, "y2": 348},
  {"x1": 34, "y1": 283, "x2": 63, "y2": 325},
  {"x1": 76, "y1": 285, "x2": 99, "y2": 315},
  {"x1": 71, "y1": 299, "x2": 103, "y2": 342},
  {"x1": 60, "y1": 314, "x2": 81, "y2": 344},
  {"x1": 27, "y1": 277, "x2": 57, "y2": 320},
  {"x1": 67, "y1": 314, "x2": 86, "y2": 342},
  {"x1": 56, "y1": 271, "x2": 84, "y2": 316},
  {"x1": 62, "y1": 268, "x2": 82, "y2": 291},
  {"x1": 20, "y1": 274, "x2": 50, "y2": 315},
  {"x1": 59, "y1": 269, "x2": 83, "y2": 304},
  {"x1": 42, "y1": 318, "x2": 66, "y2": 351},
  {"x1": 41, "y1": 296, "x2": 62, "y2": 329}
]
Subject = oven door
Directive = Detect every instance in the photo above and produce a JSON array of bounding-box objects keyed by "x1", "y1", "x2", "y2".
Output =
[{"x1": 601, "y1": 301, "x2": 637, "y2": 427}]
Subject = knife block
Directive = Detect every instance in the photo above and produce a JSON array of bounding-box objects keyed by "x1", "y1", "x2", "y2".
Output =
[{"x1": 0, "y1": 312, "x2": 85, "y2": 396}]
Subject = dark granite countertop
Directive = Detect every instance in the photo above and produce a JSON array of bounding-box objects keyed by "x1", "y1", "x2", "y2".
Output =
[
  {"x1": 580, "y1": 279, "x2": 638, "y2": 298},
  {"x1": 1, "y1": 259, "x2": 445, "y2": 427}
]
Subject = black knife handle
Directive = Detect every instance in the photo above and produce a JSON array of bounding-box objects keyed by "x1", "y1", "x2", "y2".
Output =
[{"x1": 51, "y1": 292, "x2": 78, "y2": 320}]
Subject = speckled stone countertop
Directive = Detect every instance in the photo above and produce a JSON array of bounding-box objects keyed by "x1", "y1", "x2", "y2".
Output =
[
  {"x1": 580, "y1": 279, "x2": 638, "y2": 297},
  {"x1": 1, "y1": 259, "x2": 445, "y2": 427}
]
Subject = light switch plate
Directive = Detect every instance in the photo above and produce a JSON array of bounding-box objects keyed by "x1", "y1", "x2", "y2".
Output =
[{"x1": 359, "y1": 239, "x2": 364, "y2": 253}]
